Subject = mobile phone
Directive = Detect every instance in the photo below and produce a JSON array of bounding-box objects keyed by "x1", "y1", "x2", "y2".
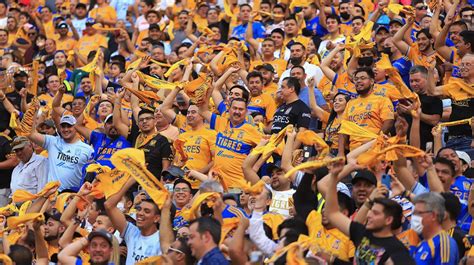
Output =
[
  {"x1": 467, "y1": 235, "x2": 474, "y2": 245},
  {"x1": 381, "y1": 174, "x2": 391, "y2": 190},
  {"x1": 107, "y1": 87, "x2": 115, "y2": 94}
]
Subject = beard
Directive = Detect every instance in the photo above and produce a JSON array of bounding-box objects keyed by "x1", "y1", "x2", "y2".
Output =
[
  {"x1": 290, "y1": 56, "x2": 303, "y2": 66},
  {"x1": 356, "y1": 85, "x2": 372, "y2": 96}
]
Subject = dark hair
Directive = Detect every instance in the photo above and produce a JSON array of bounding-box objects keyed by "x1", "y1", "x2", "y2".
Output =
[
  {"x1": 416, "y1": 28, "x2": 433, "y2": 39},
  {"x1": 352, "y1": 15, "x2": 365, "y2": 23},
  {"x1": 246, "y1": 71, "x2": 264, "y2": 82},
  {"x1": 460, "y1": 30, "x2": 474, "y2": 53},
  {"x1": 354, "y1": 4, "x2": 366, "y2": 16},
  {"x1": 290, "y1": 65, "x2": 305, "y2": 74},
  {"x1": 354, "y1": 67, "x2": 375, "y2": 79},
  {"x1": 177, "y1": 237, "x2": 196, "y2": 265},
  {"x1": 189, "y1": 217, "x2": 222, "y2": 244},
  {"x1": 110, "y1": 61, "x2": 125, "y2": 73},
  {"x1": 277, "y1": 217, "x2": 308, "y2": 238},
  {"x1": 285, "y1": 14, "x2": 298, "y2": 23},
  {"x1": 110, "y1": 55, "x2": 126, "y2": 65},
  {"x1": 142, "y1": 199, "x2": 161, "y2": 216},
  {"x1": 260, "y1": 0, "x2": 272, "y2": 7},
  {"x1": 409, "y1": 65, "x2": 428, "y2": 77},
  {"x1": 240, "y1": 3, "x2": 252, "y2": 10},
  {"x1": 441, "y1": 192, "x2": 461, "y2": 221},
  {"x1": 326, "y1": 93, "x2": 350, "y2": 140},
  {"x1": 141, "y1": 0, "x2": 155, "y2": 7},
  {"x1": 230, "y1": 97, "x2": 248, "y2": 107},
  {"x1": 273, "y1": 4, "x2": 285, "y2": 12},
  {"x1": 290, "y1": 41, "x2": 305, "y2": 51},
  {"x1": 174, "y1": 178, "x2": 192, "y2": 190},
  {"x1": 283, "y1": 76, "x2": 301, "y2": 94},
  {"x1": 451, "y1": 21, "x2": 468, "y2": 31},
  {"x1": 460, "y1": 6, "x2": 473, "y2": 16},
  {"x1": 229, "y1": 85, "x2": 250, "y2": 103},
  {"x1": 270, "y1": 28, "x2": 285, "y2": 38},
  {"x1": 373, "y1": 198, "x2": 403, "y2": 230},
  {"x1": 326, "y1": 14, "x2": 341, "y2": 24},
  {"x1": 433, "y1": 157, "x2": 456, "y2": 177},
  {"x1": 175, "y1": 42, "x2": 192, "y2": 53},
  {"x1": 338, "y1": 192, "x2": 356, "y2": 216},
  {"x1": 73, "y1": 96, "x2": 87, "y2": 103},
  {"x1": 262, "y1": 37, "x2": 275, "y2": 45},
  {"x1": 9, "y1": 245, "x2": 33, "y2": 265}
]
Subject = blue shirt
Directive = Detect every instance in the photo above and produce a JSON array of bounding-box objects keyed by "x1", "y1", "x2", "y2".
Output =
[
  {"x1": 414, "y1": 232, "x2": 459, "y2": 265},
  {"x1": 298, "y1": 86, "x2": 327, "y2": 109},
  {"x1": 306, "y1": 16, "x2": 328, "y2": 37},
  {"x1": 90, "y1": 131, "x2": 132, "y2": 168},
  {"x1": 392, "y1": 56, "x2": 412, "y2": 86},
  {"x1": 231, "y1": 22, "x2": 266, "y2": 41},
  {"x1": 199, "y1": 247, "x2": 229, "y2": 265}
]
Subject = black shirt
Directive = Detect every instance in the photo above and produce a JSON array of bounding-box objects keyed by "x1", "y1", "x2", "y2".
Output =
[
  {"x1": 271, "y1": 99, "x2": 311, "y2": 134},
  {"x1": 448, "y1": 98, "x2": 474, "y2": 137},
  {"x1": 0, "y1": 135, "x2": 14, "y2": 189},
  {"x1": 350, "y1": 222, "x2": 415, "y2": 265},
  {"x1": 0, "y1": 91, "x2": 33, "y2": 135},
  {"x1": 449, "y1": 226, "x2": 469, "y2": 258},
  {"x1": 141, "y1": 134, "x2": 173, "y2": 180}
]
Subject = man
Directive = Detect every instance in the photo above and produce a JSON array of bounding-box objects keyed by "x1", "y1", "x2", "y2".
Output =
[
  {"x1": 0, "y1": 1, "x2": 7, "y2": 29},
  {"x1": 441, "y1": 192, "x2": 468, "y2": 258},
  {"x1": 303, "y1": 2, "x2": 327, "y2": 37},
  {"x1": 199, "y1": 96, "x2": 261, "y2": 191},
  {"x1": 58, "y1": 230, "x2": 115, "y2": 265},
  {"x1": 27, "y1": 115, "x2": 94, "y2": 191},
  {"x1": 114, "y1": 92, "x2": 173, "y2": 179},
  {"x1": 38, "y1": 74, "x2": 74, "y2": 108},
  {"x1": 10, "y1": 137, "x2": 47, "y2": 195},
  {"x1": 435, "y1": 20, "x2": 469, "y2": 79},
  {"x1": 188, "y1": 217, "x2": 229, "y2": 264},
  {"x1": 247, "y1": 71, "x2": 277, "y2": 126},
  {"x1": 55, "y1": 22, "x2": 77, "y2": 52},
  {"x1": 247, "y1": 38, "x2": 286, "y2": 77},
  {"x1": 0, "y1": 130, "x2": 16, "y2": 206},
  {"x1": 44, "y1": 211, "x2": 66, "y2": 260},
  {"x1": 231, "y1": 4, "x2": 266, "y2": 41},
  {"x1": 255, "y1": 64, "x2": 278, "y2": 98},
  {"x1": 318, "y1": 15, "x2": 346, "y2": 59},
  {"x1": 340, "y1": 68, "x2": 394, "y2": 152},
  {"x1": 40, "y1": 6, "x2": 56, "y2": 39},
  {"x1": 283, "y1": 43, "x2": 323, "y2": 83},
  {"x1": 71, "y1": 3, "x2": 88, "y2": 38},
  {"x1": 105, "y1": 178, "x2": 162, "y2": 263},
  {"x1": 411, "y1": 192, "x2": 459, "y2": 264},
  {"x1": 399, "y1": 66, "x2": 442, "y2": 150},
  {"x1": 73, "y1": 18, "x2": 108, "y2": 67},
  {"x1": 351, "y1": 169, "x2": 377, "y2": 210},
  {"x1": 171, "y1": 10, "x2": 190, "y2": 50},
  {"x1": 267, "y1": 161, "x2": 295, "y2": 217},
  {"x1": 0, "y1": 29, "x2": 8, "y2": 49},
  {"x1": 289, "y1": 66, "x2": 328, "y2": 110},
  {"x1": 338, "y1": 0, "x2": 353, "y2": 35},
  {"x1": 271, "y1": 77, "x2": 311, "y2": 134},
  {"x1": 75, "y1": 114, "x2": 131, "y2": 168},
  {"x1": 319, "y1": 44, "x2": 355, "y2": 99},
  {"x1": 383, "y1": 37, "x2": 412, "y2": 85},
  {"x1": 88, "y1": 0, "x2": 117, "y2": 27},
  {"x1": 325, "y1": 160, "x2": 415, "y2": 264},
  {"x1": 212, "y1": 83, "x2": 253, "y2": 124}
]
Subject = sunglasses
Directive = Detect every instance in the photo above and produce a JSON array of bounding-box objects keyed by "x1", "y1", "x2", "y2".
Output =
[
  {"x1": 167, "y1": 247, "x2": 184, "y2": 255},
  {"x1": 416, "y1": 5, "x2": 428, "y2": 10}
]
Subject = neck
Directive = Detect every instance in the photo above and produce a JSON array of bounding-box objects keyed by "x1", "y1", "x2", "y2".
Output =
[
  {"x1": 466, "y1": 75, "x2": 474, "y2": 84},
  {"x1": 329, "y1": 31, "x2": 339, "y2": 39},
  {"x1": 391, "y1": 51, "x2": 402, "y2": 60},
  {"x1": 442, "y1": 219, "x2": 457, "y2": 231},
  {"x1": 275, "y1": 184, "x2": 291, "y2": 192},
  {"x1": 64, "y1": 136, "x2": 78, "y2": 143},
  {"x1": 263, "y1": 54, "x2": 274, "y2": 61},
  {"x1": 141, "y1": 225, "x2": 158, "y2": 236},
  {"x1": 142, "y1": 128, "x2": 157, "y2": 136},
  {"x1": 372, "y1": 228, "x2": 394, "y2": 238},
  {"x1": 22, "y1": 153, "x2": 34, "y2": 164},
  {"x1": 285, "y1": 94, "x2": 299, "y2": 104},
  {"x1": 422, "y1": 224, "x2": 443, "y2": 240},
  {"x1": 191, "y1": 122, "x2": 204, "y2": 131},
  {"x1": 156, "y1": 122, "x2": 170, "y2": 131}
]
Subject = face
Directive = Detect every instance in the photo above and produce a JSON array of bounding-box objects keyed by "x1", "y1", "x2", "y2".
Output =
[
  {"x1": 270, "y1": 169, "x2": 289, "y2": 190},
  {"x1": 258, "y1": 69, "x2": 273, "y2": 85},
  {"x1": 352, "y1": 19, "x2": 364, "y2": 35},
  {"x1": 253, "y1": 114, "x2": 264, "y2": 124},
  {"x1": 240, "y1": 192, "x2": 249, "y2": 206},
  {"x1": 47, "y1": 75, "x2": 61, "y2": 93},
  {"x1": 149, "y1": 63, "x2": 164, "y2": 77},
  {"x1": 149, "y1": 28, "x2": 162, "y2": 40},
  {"x1": 326, "y1": 18, "x2": 339, "y2": 33},
  {"x1": 7, "y1": 17, "x2": 17, "y2": 31},
  {"x1": 240, "y1": 6, "x2": 251, "y2": 22},
  {"x1": 461, "y1": 10, "x2": 473, "y2": 21},
  {"x1": 438, "y1": 148, "x2": 461, "y2": 174},
  {"x1": 207, "y1": 9, "x2": 219, "y2": 23},
  {"x1": 366, "y1": 203, "x2": 391, "y2": 232},
  {"x1": 456, "y1": 37, "x2": 472, "y2": 57},
  {"x1": 45, "y1": 39, "x2": 56, "y2": 53},
  {"x1": 14, "y1": 143, "x2": 33, "y2": 163},
  {"x1": 151, "y1": 47, "x2": 165, "y2": 61},
  {"x1": 229, "y1": 100, "x2": 247, "y2": 125},
  {"x1": 75, "y1": 7, "x2": 87, "y2": 18},
  {"x1": 173, "y1": 183, "x2": 192, "y2": 207},
  {"x1": 329, "y1": 51, "x2": 343, "y2": 71},
  {"x1": 460, "y1": 54, "x2": 474, "y2": 79},
  {"x1": 80, "y1": 77, "x2": 92, "y2": 93},
  {"x1": 290, "y1": 68, "x2": 306, "y2": 85},
  {"x1": 416, "y1": 32, "x2": 433, "y2": 52},
  {"x1": 273, "y1": 7, "x2": 284, "y2": 23},
  {"x1": 138, "y1": 113, "x2": 156, "y2": 133},
  {"x1": 290, "y1": 44, "x2": 305, "y2": 60},
  {"x1": 135, "y1": 201, "x2": 160, "y2": 229},
  {"x1": 140, "y1": 2, "x2": 151, "y2": 14},
  {"x1": 44, "y1": 219, "x2": 62, "y2": 241},
  {"x1": 375, "y1": 30, "x2": 389, "y2": 45},
  {"x1": 98, "y1": 101, "x2": 113, "y2": 117},
  {"x1": 248, "y1": 76, "x2": 263, "y2": 96},
  {"x1": 302, "y1": 6, "x2": 315, "y2": 19},
  {"x1": 409, "y1": 72, "x2": 427, "y2": 93},
  {"x1": 389, "y1": 23, "x2": 402, "y2": 36},
  {"x1": 167, "y1": 240, "x2": 185, "y2": 264},
  {"x1": 227, "y1": 87, "x2": 244, "y2": 103},
  {"x1": 92, "y1": 215, "x2": 113, "y2": 232},
  {"x1": 109, "y1": 64, "x2": 121, "y2": 77},
  {"x1": 178, "y1": 13, "x2": 188, "y2": 27},
  {"x1": 332, "y1": 94, "x2": 348, "y2": 113},
  {"x1": 271, "y1": 32, "x2": 284, "y2": 47},
  {"x1": 89, "y1": 237, "x2": 112, "y2": 264},
  {"x1": 284, "y1": 19, "x2": 298, "y2": 35},
  {"x1": 352, "y1": 180, "x2": 375, "y2": 205},
  {"x1": 54, "y1": 52, "x2": 67, "y2": 66},
  {"x1": 188, "y1": 222, "x2": 205, "y2": 258},
  {"x1": 186, "y1": 105, "x2": 203, "y2": 127},
  {"x1": 41, "y1": 7, "x2": 52, "y2": 21},
  {"x1": 354, "y1": 71, "x2": 373, "y2": 95},
  {"x1": 0, "y1": 30, "x2": 7, "y2": 44},
  {"x1": 413, "y1": 202, "x2": 435, "y2": 232},
  {"x1": 420, "y1": 16, "x2": 431, "y2": 29},
  {"x1": 280, "y1": 79, "x2": 294, "y2": 100},
  {"x1": 415, "y1": 3, "x2": 428, "y2": 18},
  {"x1": 59, "y1": 123, "x2": 76, "y2": 141},
  {"x1": 104, "y1": 119, "x2": 118, "y2": 138},
  {"x1": 435, "y1": 162, "x2": 455, "y2": 190},
  {"x1": 146, "y1": 13, "x2": 159, "y2": 24},
  {"x1": 261, "y1": 40, "x2": 275, "y2": 56}
]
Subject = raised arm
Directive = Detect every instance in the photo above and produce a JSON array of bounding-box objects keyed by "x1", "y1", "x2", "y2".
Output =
[
  {"x1": 325, "y1": 159, "x2": 351, "y2": 236},
  {"x1": 112, "y1": 90, "x2": 130, "y2": 138},
  {"x1": 74, "y1": 114, "x2": 93, "y2": 142},
  {"x1": 58, "y1": 237, "x2": 88, "y2": 265},
  {"x1": 281, "y1": 129, "x2": 297, "y2": 181},
  {"x1": 52, "y1": 84, "x2": 67, "y2": 125},
  {"x1": 161, "y1": 86, "x2": 181, "y2": 123},
  {"x1": 243, "y1": 139, "x2": 269, "y2": 184},
  {"x1": 104, "y1": 178, "x2": 137, "y2": 235},
  {"x1": 159, "y1": 195, "x2": 175, "y2": 253},
  {"x1": 320, "y1": 44, "x2": 345, "y2": 88},
  {"x1": 426, "y1": 65, "x2": 445, "y2": 97},
  {"x1": 434, "y1": 11, "x2": 456, "y2": 62},
  {"x1": 197, "y1": 87, "x2": 213, "y2": 122},
  {"x1": 185, "y1": 15, "x2": 198, "y2": 43},
  {"x1": 33, "y1": 219, "x2": 51, "y2": 265},
  {"x1": 392, "y1": 16, "x2": 414, "y2": 56},
  {"x1": 245, "y1": 15, "x2": 260, "y2": 52}
]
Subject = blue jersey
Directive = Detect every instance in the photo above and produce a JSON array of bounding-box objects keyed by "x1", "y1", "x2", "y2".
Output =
[
  {"x1": 414, "y1": 231, "x2": 459, "y2": 265},
  {"x1": 392, "y1": 56, "x2": 412, "y2": 86},
  {"x1": 306, "y1": 16, "x2": 328, "y2": 37},
  {"x1": 451, "y1": 175, "x2": 472, "y2": 232},
  {"x1": 90, "y1": 131, "x2": 132, "y2": 168},
  {"x1": 231, "y1": 21, "x2": 266, "y2": 41}
]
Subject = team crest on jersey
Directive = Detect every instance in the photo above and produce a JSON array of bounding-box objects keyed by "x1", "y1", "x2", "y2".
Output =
[
  {"x1": 117, "y1": 141, "x2": 123, "y2": 148},
  {"x1": 195, "y1": 137, "x2": 202, "y2": 144},
  {"x1": 366, "y1": 104, "x2": 372, "y2": 111},
  {"x1": 150, "y1": 140, "x2": 156, "y2": 147},
  {"x1": 332, "y1": 240, "x2": 341, "y2": 249},
  {"x1": 255, "y1": 99, "x2": 262, "y2": 104},
  {"x1": 419, "y1": 251, "x2": 428, "y2": 260},
  {"x1": 237, "y1": 131, "x2": 244, "y2": 139},
  {"x1": 350, "y1": 106, "x2": 355, "y2": 112},
  {"x1": 464, "y1": 182, "x2": 471, "y2": 190},
  {"x1": 285, "y1": 107, "x2": 293, "y2": 115}
]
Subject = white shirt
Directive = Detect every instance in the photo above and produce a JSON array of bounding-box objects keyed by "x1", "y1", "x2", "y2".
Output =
[
  {"x1": 249, "y1": 211, "x2": 277, "y2": 257},
  {"x1": 72, "y1": 17, "x2": 87, "y2": 38},
  {"x1": 10, "y1": 153, "x2": 48, "y2": 195},
  {"x1": 279, "y1": 62, "x2": 324, "y2": 88},
  {"x1": 123, "y1": 222, "x2": 161, "y2": 265},
  {"x1": 109, "y1": 0, "x2": 135, "y2": 24},
  {"x1": 0, "y1": 17, "x2": 7, "y2": 29},
  {"x1": 266, "y1": 184, "x2": 295, "y2": 217},
  {"x1": 135, "y1": 16, "x2": 149, "y2": 32},
  {"x1": 318, "y1": 36, "x2": 346, "y2": 60}
]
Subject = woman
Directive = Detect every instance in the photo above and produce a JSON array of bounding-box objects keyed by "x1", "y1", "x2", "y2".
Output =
[{"x1": 309, "y1": 85, "x2": 350, "y2": 155}]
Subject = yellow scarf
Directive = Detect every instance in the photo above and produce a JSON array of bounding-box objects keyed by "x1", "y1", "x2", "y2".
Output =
[
  {"x1": 7, "y1": 213, "x2": 44, "y2": 229},
  {"x1": 251, "y1": 125, "x2": 293, "y2": 162},
  {"x1": 296, "y1": 130, "x2": 329, "y2": 158},
  {"x1": 12, "y1": 181, "x2": 60, "y2": 203},
  {"x1": 180, "y1": 192, "x2": 219, "y2": 221},
  {"x1": 436, "y1": 118, "x2": 472, "y2": 130},
  {"x1": 284, "y1": 157, "x2": 345, "y2": 178}
]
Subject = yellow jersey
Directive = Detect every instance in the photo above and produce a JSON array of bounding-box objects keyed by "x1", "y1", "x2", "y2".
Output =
[
  {"x1": 321, "y1": 111, "x2": 341, "y2": 150},
  {"x1": 74, "y1": 34, "x2": 108, "y2": 66},
  {"x1": 342, "y1": 92, "x2": 394, "y2": 149},
  {"x1": 210, "y1": 113, "x2": 261, "y2": 188},
  {"x1": 372, "y1": 81, "x2": 403, "y2": 103},
  {"x1": 38, "y1": 92, "x2": 74, "y2": 109},
  {"x1": 56, "y1": 37, "x2": 77, "y2": 52},
  {"x1": 248, "y1": 92, "x2": 277, "y2": 122},
  {"x1": 177, "y1": 127, "x2": 216, "y2": 189},
  {"x1": 89, "y1": 6, "x2": 117, "y2": 27},
  {"x1": 249, "y1": 59, "x2": 287, "y2": 77},
  {"x1": 306, "y1": 211, "x2": 355, "y2": 262},
  {"x1": 407, "y1": 43, "x2": 437, "y2": 68},
  {"x1": 318, "y1": 71, "x2": 356, "y2": 99}
]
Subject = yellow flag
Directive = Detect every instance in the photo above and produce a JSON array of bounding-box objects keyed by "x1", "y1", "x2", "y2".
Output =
[
  {"x1": 123, "y1": 86, "x2": 161, "y2": 105},
  {"x1": 12, "y1": 181, "x2": 60, "y2": 203},
  {"x1": 180, "y1": 192, "x2": 220, "y2": 221},
  {"x1": 439, "y1": 79, "x2": 474, "y2": 101},
  {"x1": 436, "y1": 118, "x2": 472, "y2": 130},
  {"x1": 0, "y1": 204, "x2": 18, "y2": 216},
  {"x1": 7, "y1": 213, "x2": 44, "y2": 229},
  {"x1": 11, "y1": 98, "x2": 40, "y2": 137},
  {"x1": 339, "y1": 120, "x2": 379, "y2": 139},
  {"x1": 126, "y1": 57, "x2": 142, "y2": 71},
  {"x1": 284, "y1": 157, "x2": 345, "y2": 178},
  {"x1": 183, "y1": 74, "x2": 213, "y2": 104},
  {"x1": 134, "y1": 50, "x2": 171, "y2": 67},
  {"x1": 18, "y1": 201, "x2": 32, "y2": 216},
  {"x1": 243, "y1": 180, "x2": 266, "y2": 195},
  {"x1": 95, "y1": 169, "x2": 132, "y2": 199},
  {"x1": 164, "y1": 59, "x2": 187, "y2": 78},
  {"x1": 251, "y1": 125, "x2": 292, "y2": 160},
  {"x1": 136, "y1": 71, "x2": 181, "y2": 91},
  {"x1": 296, "y1": 130, "x2": 329, "y2": 158},
  {"x1": 111, "y1": 148, "x2": 169, "y2": 208},
  {"x1": 30, "y1": 60, "x2": 39, "y2": 96}
]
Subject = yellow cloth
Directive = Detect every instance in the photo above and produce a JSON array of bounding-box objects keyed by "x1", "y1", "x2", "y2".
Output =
[
  {"x1": 436, "y1": 118, "x2": 472, "y2": 130},
  {"x1": 243, "y1": 180, "x2": 266, "y2": 195},
  {"x1": 285, "y1": 157, "x2": 345, "y2": 178},
  {"x1": 123, "y1": 86, "x2": 161, "y2": 105},
  {"x1": 12, "y1": 181, "x2": 60, "y2": 203},
  {"x1": 95, "y1": 169, "x2": 132, "y2": 199},
  {"x1": 338, "y1": 120, "x2": 379, "y2": 139},
  {"x1": 54, "y1": 192, "x2": 74, "y2": 213},
  {"x1": 18, "y1": 201, "x2": 32, "y2": 216},
  {"x1": 0, "y1": 204, "x2": 18, "y2": 216},
  {"x1": 358, "y1": 143, "x2": 424, "y2": 167},
  {"x1": 7, "y1": 213, "x2": 44, "y2": 229},
  {"x1": 10, "y1": 98, "x2": 40, "y2": 137},
  {"x1": 180, "y1": 192, "x2": 219, "y2": 221},
  {"x1": 251, "y1": 125, "x2": 292, "y2": 161},
  {"x1": 74, "y1": 34, "x2": 108, "y2": 67},
  {"x1": 440, "y1": 79, "x2": 474, "y2": 101},
  {"x1": 126, "y1": 58, "x2": 142, "y2": 70},
  {"x1": 0, "y1": 254, "x2": 12, "y2": 265},
  {"x1": 164, "y1": 59, "x2": 187, "y2": 78},
  {"x1": 296, "y1": 130, "x2": 329, "y2": 158},
  {"x1": 111, "y1": 148, "x2": 169, "y2": 208},
  {"x1": 263, "y1": 212, "x2": 285, "y2": 240},
  {"x1": 134, "y1": 50, "x2": 171, "y2": 67},
  {"x1": 266, "y1": 234, "x2": 314, "y2": 264},
  {"x1": 30, "y1": 60, "x2": 39, "y2": 96},
  {"x1": 183, "y1": 74, "x2": 213, "y2": 104},
  {"x1": 136, "y1": 71, "x2": 181, "y2": 91},
  {"x1": 89, "y1": 5, "x2": 117, "y2": 27},
  {"x1": 135, "y1": 256, "x2": 162, "y2": 265}
]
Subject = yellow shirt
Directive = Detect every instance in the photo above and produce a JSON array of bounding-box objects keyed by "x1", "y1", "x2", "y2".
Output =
[
  {"x1": 38, "y1": 92, "x2": 74, "y2": 109},
  {"x1": 321, "y1": 111, "x2": 341, "y2": 150},
  {"x1": 249, "y1": 92, "x2": 277, "y2": 122},
  {"x1": 136, "y1": 29, "x2": 148, "y2": 44},
  {"x1": 249, "y1": 59, "x2": 287, "y2": 77},
  {"x1": 306, "y1": 211, "x2": 355, "y2": 261},
  {"x1": 44, "y1": 20, "x2": 57, "y2": 40},
  {"x1": 210, "y1": 114, "x2": 261, "y2": 188},
  {"x1": 89, "y1": 6, "x2": 117, "y2": 27},
  {"x1": 318, "y1": 71, "x2": 356, "y2": 99},
  {"x1": 56, "y1": 37, "x2": 77, "y2": 52},
  {"x1": 407, "y1": 43, "x2": 437, "y2": 67},
  {"x1": 177, "y1": 127, "x2": 217, "y2": 189},
  {"x1": 74, "y1": 34, "x2": 108, "y2": 66},
  {"x1": 373, "y1": 82, "x2": 403, "y2": 103},
  {"x1": 342, "y1": 92, "x2": 394, "y2": 149}
]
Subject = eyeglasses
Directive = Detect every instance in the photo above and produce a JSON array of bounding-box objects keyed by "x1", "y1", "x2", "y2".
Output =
[
  {"x1": 167, "y1": 247, "x2": 184, "y2": 255},
  {"x1": 353, "y1": 76, "x2": 369, "y2": 82},
  {"x1": 27, "y1": 32, "x2": 37, "y2": 36},
  {"x1": 416, "y1": 5, "x2": 428, "y2": 10},
  {"x1": 174, "y1": 188, "x2": 190, "y2": 193},
  {"x1": 413, "y1": 210, "x2": 432, "y2": 215},
  {"x1": 138, "y1": 116, "x2": 154, "y2": 123}
]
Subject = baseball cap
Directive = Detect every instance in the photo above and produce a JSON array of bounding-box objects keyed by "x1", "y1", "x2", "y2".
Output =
[
  {"x1": 267, "y1": 160, "x2": 283, "y2": 174},
  {"x1": 56, "y1": 22, "x2": 68, "y2": 29},
  {"x1": 13, "y1": 71, "x2": 28, "y2": 78},
  {"x1": 44, "y1": 211, "x2": 62, "y2": 223},
  {"x1": 60, "y1": 115, "x2": 76, "y2": 126},
  {"x1": 85, "y1": 18, "x2": 96, "y2": 25},
  {"x1": 11, "y1": 136, "x2": 29, "y2": 151},
  {"x1": 456, "y1": 151, "x2": 471, "y2": 167},
  {"x1": 375, "y1": 24, "x2": 389, "y2": 33},
  {"x1": 104, "y1": 114, "x2": 113, "y2": 124},
  {"x1": 88, "y1": 230, "x2": 113, "y2": 246},
  {"x1": 76, "y1": 3, "x2": 87, "y2": 9},
  {"x1": 149, "y1": 23, "x2": 160, "y2": 31},
  {"x1": 162, "y1": 166, "x2": 185, "y2": 179},
  {"x1": 351, "y1": 169, "x2": 377, "y2": 186},
  {"x1": 255, "y1": 63, "x2": 275, "y2": 73},
  {"x1": 39, "y1": 119, "x2": 55, "y2": 128},
  {"x1": 389, "y1": 17, "x2": 405, "y2": 26}
]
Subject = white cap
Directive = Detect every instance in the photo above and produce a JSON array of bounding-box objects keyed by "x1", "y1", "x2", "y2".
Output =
[
  {"x1": 456, "y1": 151, "x2": 471, "y2": 168},
  {"x1": 104, "y1": 114, "x2": 113, "y2": 123},
  {"x1": 60, "y1": 115, "x2": 76, "y2": 126}
]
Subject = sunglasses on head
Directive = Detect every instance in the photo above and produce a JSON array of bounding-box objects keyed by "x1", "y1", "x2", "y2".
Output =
[{"x1": 416, "y1": 5, "x2": 428, "y2": 10}]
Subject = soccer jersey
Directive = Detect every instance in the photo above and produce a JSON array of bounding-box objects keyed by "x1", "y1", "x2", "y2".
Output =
[
  {"x1": 318, "y1": 71, "x2": 356, "y2": 99},
  {"x1": 414, "y1": 231, "x2": 459, "y2": 265},
  {"x1": 342, "y1": 92, "x2": 394, "y2": 149},
  {"x1": 217, "y1": 101, "x2": 255, "y2": 125},
  {"x1": 248, "y1": 93, "x2": 277, "y2": 122},
  {"x1": 210, "y1": 113, "x2": 261, "y2": 188},
  {"x1": 321, "y1": 111, "x2": 342, "y2": 150},
  {"x1": 407, "y1": 43, "x2": 437, "y2": 68},
  {"x1": 89, "y1": 131, "x2": 132, "y2": 168},
  {"x1": 177, "y1": 127, "x2": 216, "y2": 189},
  {"x1": 397, "y1": 229, "x2": 420, "y2": 256},
  {"x1": 450, "y1": 175, "x2": 472, "y2": 232},
  {"x1": 373, "y1": 81, "x2": 404, "y2": 105},
  {"x1": 449, "y1": 49, "x2": 462, "y2": 79}
]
